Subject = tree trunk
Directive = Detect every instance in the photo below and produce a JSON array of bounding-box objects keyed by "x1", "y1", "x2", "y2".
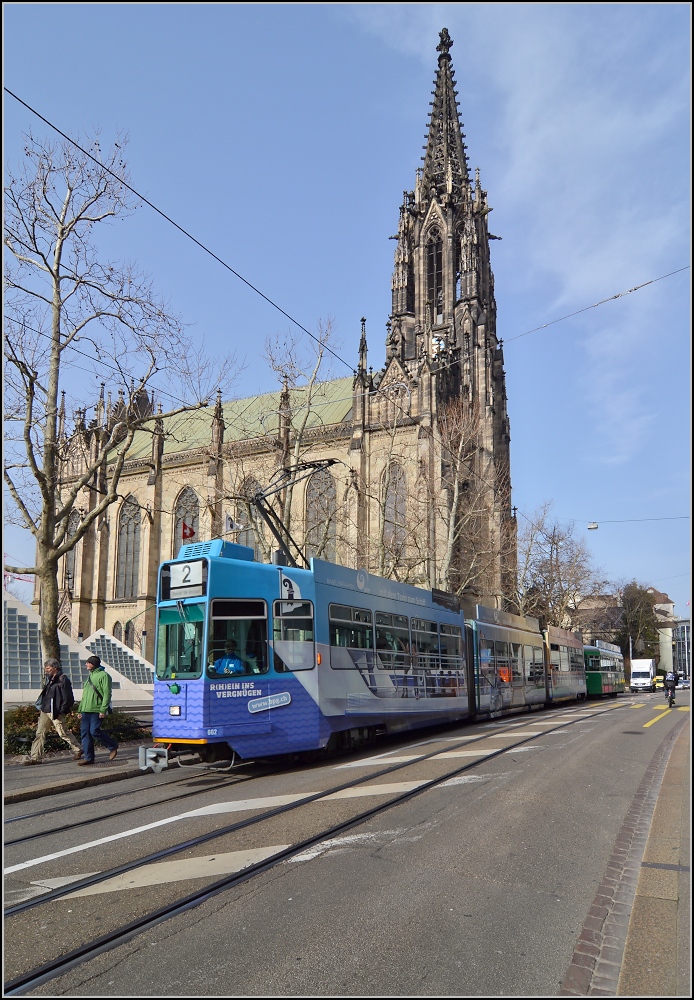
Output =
[{"x1": 39, "y1": 555, "x2": 61, "y2": 663}]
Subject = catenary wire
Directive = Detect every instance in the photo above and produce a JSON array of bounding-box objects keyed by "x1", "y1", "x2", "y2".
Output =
[{"x1": 4, "y1": 88, "x2": 353, "y2": 373}]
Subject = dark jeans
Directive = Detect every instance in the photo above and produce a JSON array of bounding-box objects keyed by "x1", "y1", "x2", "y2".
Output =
[{"x1": 80, "y1": 712, "x2": 118, "y2": 761}]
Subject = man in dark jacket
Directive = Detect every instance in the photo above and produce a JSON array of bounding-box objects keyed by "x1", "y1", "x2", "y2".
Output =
[{"x1": 24, "y1": 659, "x2": 82, "y2": 764}]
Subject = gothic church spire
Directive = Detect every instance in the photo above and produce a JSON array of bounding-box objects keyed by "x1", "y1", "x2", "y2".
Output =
[{"x1": 420, "y1": 28, "x2": 471, "y2": 202}]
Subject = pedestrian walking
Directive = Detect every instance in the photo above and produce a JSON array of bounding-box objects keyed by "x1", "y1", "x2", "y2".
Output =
[
  {"x1": 24, "y1": 659, "x2": 82, "y2": 764},
  {"x1": 76, "y1": 655, "x2": 118, "y2": 766}
]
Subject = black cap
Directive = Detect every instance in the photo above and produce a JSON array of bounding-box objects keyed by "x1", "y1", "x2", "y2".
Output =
[{"x1": 86, "y1": 655, "x2": 101, "y2": 667}]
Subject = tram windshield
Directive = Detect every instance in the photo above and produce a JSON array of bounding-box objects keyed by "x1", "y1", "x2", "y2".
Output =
[
  {"x1": 156, "y1": 604, "x2": 205, "y2": 679},
  {"x1": 207, "y1": 599, "x2": 268, "y2": 677}
]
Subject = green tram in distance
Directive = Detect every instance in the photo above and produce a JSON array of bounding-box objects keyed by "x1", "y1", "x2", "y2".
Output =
[{"x1": 584, "y1": 638, "x2": 625, "y2": 697}]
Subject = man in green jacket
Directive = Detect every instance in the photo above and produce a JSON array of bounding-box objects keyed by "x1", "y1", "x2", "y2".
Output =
[{"x1": 76, "y1": 655, "x2": 118, "y2": 765}]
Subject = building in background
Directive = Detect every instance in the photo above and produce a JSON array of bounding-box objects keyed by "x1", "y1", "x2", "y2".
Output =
[
  {"x1": 673, "y1": 618, "x2": 690, "y2": 679},
  {"x1": 648, "y1": 587, "x2": 677, "y2": 675}
]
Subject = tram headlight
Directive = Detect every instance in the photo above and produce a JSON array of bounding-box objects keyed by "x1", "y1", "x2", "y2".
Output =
[{"x1": 169, "y1": 705, "x2": 182, "y2": 716}]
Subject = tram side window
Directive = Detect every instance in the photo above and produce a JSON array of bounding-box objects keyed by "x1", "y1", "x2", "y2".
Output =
[
  {"x1": 329, "y1": 605, "x2": 374, "y2": 649},
  {"x1": 559, "y1": 646, "x2": 571, "y2": 671},
  {"x1": 495, "y1": 640, "x2": 511, "y2": 684},
  {"x1": 570, "y1": 647, "x2": 584, "y2": 671},
  {"x1": 375, "y1": 612, "x2": 410, "y2": 669},
  {"x1": 511, "y1": 641, "x2": 523, "y2": 683},
  {"x1": 479, "y1": 634, "x2": 493, "y2": 677},
  {"x1": 156, "y1": 604, "x2": 205, "y2": 679},
  {"x1": 440, "y1": 624, "x2": 464, "y2": 671},
  {"x1": 273, "y1": 600, "x2": 314, "y2": 672},
  {"x1": 208, "y1": 600, "x2": 268, "y2": 676},
  {"x1": 585, "y1": 650, "x2": 600, "y2": 672},
  {"x1": 550, "y1": 643, "x2": 561, "y2": 670},
  {"x1": 411, "y1": 618, "x2": 440, "y2": 669},
  {"x1": 524, "y1": 644, "x2": 544, "y2": 684},
  {"x1": 523, "y1": 644, "x2": 533, "y2": 682}
]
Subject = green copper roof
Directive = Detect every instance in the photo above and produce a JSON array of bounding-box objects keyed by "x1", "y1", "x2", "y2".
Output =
[{"x1": 123, "y1": 376, "x2": 354, "y2": 463}]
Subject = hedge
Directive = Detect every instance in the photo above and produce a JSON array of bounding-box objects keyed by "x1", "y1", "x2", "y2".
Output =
[{"x1": 4, "y1": 705, "x2": 151, "y2": 756}]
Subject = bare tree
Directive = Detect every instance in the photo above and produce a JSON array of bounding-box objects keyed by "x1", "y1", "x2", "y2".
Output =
[
  {"x1": 4, "y1": 132, "x2": 235, "y2": 661},
  {"x1": 224, "y1": 319, "x2": 344, "y2": 563},
  {"x1": 433, "y1": 397, "x2": 512, "y2": 600},
  {"x1": 362, "y1": 377, "x2": 428, "y2": 584},
  {"x1": 510, "y1": 503, "x2": 608, "y2": 627}
]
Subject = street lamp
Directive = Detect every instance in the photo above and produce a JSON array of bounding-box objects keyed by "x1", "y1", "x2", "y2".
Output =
[{"x1": 587, "y1": 522, "x2": 598, "y2": 530}]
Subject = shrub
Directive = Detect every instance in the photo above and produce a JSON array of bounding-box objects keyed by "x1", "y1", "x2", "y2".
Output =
[{"x1": 4, "y1": 705, "x2": 151, "y2": 756}]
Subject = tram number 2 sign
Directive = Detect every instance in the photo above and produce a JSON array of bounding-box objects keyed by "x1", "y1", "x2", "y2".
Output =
[{"x1": 169, "y1": 560, "x2": 205, "y2": 598}]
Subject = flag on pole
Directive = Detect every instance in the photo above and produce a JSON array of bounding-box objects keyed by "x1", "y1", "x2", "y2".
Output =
[
  {"x1": 182, "y1": 521, "x2": 196, "y2": 541},
  {"x1": 224, "y1": 513, "x2": 244, "y2": 533}
]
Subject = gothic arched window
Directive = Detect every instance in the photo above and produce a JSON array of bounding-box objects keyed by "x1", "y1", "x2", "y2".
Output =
[
  {"x1": 113, "y1": 621, "x2": 123, "y2": 642},
  {"x1": 116, "y1": 496, "x2": 141, "y2": 599},
  {"x1": 305, "y1": 468, "x2": 337, "y2": 563},
  {"x1": 237, "y1": 478, "x2": 262, "y2": 559},
  {"x1": 426, "y1": 226, "x2": 443, "y2": 323},
  {"x1": 383, "y1": 463, "x2": 407, "y2": 566},
  {"x1": 124, "y1": 620, "x2": 135, "y2": 650},
  {"x1": 64, "y1": 510, "x2": 81, "y2": 592},
  {"x1": 174, "y1": 487, "x2": 200, "y2": 557}
]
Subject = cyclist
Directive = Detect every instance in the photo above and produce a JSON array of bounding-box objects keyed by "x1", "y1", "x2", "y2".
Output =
[{"x1": 663, "y1": 669, "x2": 679, "y2": 706}]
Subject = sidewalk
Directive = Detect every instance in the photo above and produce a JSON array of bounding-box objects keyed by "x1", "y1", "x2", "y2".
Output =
[
  {"x1": 4, "y1": 744, "x2": 144, "y2": 804},
  {"x1": 617, "y1": 721, "x2": 690, "y2": 996}
]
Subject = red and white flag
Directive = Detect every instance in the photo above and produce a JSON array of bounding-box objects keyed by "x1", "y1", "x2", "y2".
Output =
[{"x1": 182, "y1": 521, "x2": 196, "y2": 541}]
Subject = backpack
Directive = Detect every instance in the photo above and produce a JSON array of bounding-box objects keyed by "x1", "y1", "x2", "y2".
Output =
[{"x1": 665, "y1": 671, "x2": 675, "y2": 683}]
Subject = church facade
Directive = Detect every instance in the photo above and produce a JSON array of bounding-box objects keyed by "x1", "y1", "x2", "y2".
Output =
[{"x1": 52, "y1": 30, "x2": 516, "y2": 656}]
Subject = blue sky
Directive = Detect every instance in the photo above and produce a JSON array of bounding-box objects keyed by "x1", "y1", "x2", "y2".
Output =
[{"x1": 3, "y1": 3, "x2": 691, "y2": 615}]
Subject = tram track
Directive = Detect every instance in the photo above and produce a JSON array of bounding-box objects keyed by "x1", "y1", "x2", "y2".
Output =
[
  {"x1": 3, "y1": 703, "x2": 624, "y2": 995},
  {"x1": 4, "y1": 767, "x2": 228, "y2": 825},
  {"x1": 4, "y1": 772, "x2": 257, "y2": 847}
]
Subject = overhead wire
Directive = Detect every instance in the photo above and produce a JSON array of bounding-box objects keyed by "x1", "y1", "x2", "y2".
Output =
[
  {"x1": 504, "y1": 267, "x2": 689, "y2": 344},
  {"x1": 4, "y1": 87, "x2": 354, "y2": 374}
]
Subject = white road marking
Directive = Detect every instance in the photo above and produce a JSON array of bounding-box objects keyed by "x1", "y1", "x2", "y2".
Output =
[
  {"x1": 432, "y1": 749, "x2": 502, "y2": 758},
  {"x1": 58, "y1": 846, "x2": 289, "y2": 898},
  {"x1": 289, "y1": 830, "x2": 406, "y2": 863},
  {"x1": 441, "y1": 774, "x2": 497, "y2": 786},
  {"x1": 483, "y1": 730, "x2": 546, "y2": 737},
  {"x1": 33, "y1": 873, "x2": 100, "y2": 889},
  {"x1": 325, "y1": 781, "x2": 427, "y2": 799},
  {"x1": 336, "y1": 755, "x2": 424, "y2": 768}
]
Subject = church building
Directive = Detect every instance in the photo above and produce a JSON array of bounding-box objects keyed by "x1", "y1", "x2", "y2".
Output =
[{"x1": 53, "y1": 29, "x2": 516, "y2": 657}]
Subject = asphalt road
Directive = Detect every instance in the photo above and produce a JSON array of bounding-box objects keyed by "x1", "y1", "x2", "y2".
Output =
[{"x1": 4, "y1": 695, "x2": 689, "y2": 996}]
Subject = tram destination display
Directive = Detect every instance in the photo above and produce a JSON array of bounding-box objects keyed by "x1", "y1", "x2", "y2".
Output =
[{"x1": 161, "y1": 559, "x2": 208, "y2": 600}]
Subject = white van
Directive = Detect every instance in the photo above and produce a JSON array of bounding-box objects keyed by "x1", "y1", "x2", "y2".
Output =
[{"x1": 630, "y1": 659, "x2": 656, "y2": 693}]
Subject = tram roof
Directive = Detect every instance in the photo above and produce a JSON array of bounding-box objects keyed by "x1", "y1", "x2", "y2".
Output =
[{"x1": 122, "y1": 377, "x2": 355, "y2": 463}]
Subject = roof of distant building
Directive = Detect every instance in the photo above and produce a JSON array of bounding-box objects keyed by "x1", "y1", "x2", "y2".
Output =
[{"x1": 647, "y1": 587, "x2": 674, "y2": 606}]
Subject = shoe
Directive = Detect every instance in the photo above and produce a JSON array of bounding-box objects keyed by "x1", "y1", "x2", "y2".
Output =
[
  {"x1": 72, "y1": 750, "x2": 83, "y2": 760},
  {"x1": 23, "y1": 757, "x2": 42, "y2": 766},
  {"x1": 77, "y1": 759, "x2": 94, "y2": 766},
  {"x1": 109, "y1": 748, "x2": 118, "y2": 761}
]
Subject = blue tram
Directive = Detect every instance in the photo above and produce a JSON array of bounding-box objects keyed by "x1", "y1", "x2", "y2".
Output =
[{"x1": 152, "y1": 540, "x2": 585, "y2": 760}]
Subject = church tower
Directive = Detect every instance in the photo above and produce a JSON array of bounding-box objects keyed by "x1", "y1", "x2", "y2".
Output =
[{"x1": 387, "y1": 28, "x2": 515, "y2": 606}]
